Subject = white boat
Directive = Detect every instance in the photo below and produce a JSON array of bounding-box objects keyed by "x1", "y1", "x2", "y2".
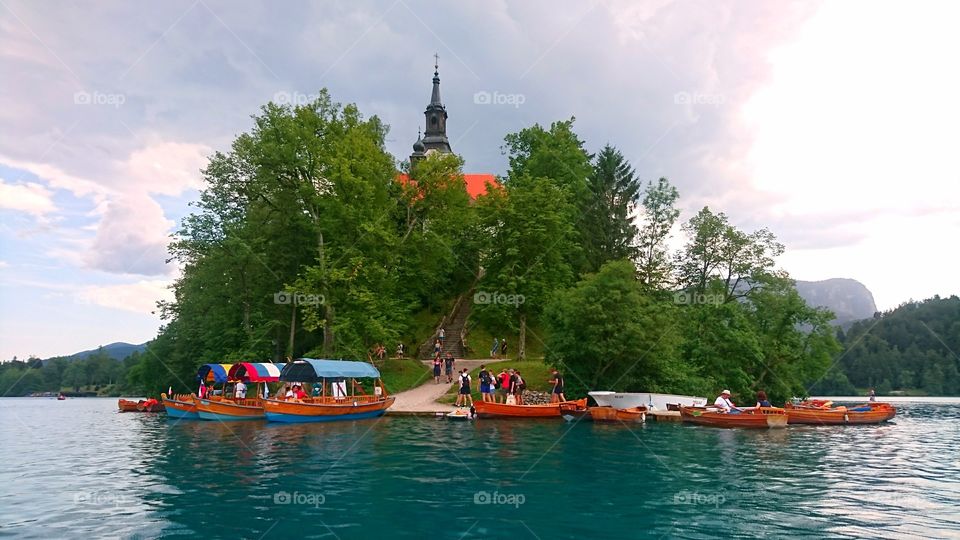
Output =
[{"x1": 588, "y1": 391, "x2": 707, "y2": 410}]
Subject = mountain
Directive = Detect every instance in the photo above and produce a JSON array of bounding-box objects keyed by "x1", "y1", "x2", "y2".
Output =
[
  {"x1": 66, "y1": 342, "x2": 148, "y2": 362},
  {"x1": 795, "y1": 278, "x2": 878, "y2": 325}
]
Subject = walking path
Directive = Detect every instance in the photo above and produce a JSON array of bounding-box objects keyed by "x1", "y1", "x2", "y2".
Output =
[{"x1": 388, "y1": 358, "x2": 508, "y2": 414}]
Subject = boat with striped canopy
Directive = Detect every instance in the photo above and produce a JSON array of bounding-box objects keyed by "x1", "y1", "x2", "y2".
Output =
[
  {"x1": 162, "y1": 363, "x2": 233, "y2": 419},
  {"x1": 263, "y1": 359, "x2": 394, "y2": 423},
  {"x1": 195, "y1": 362, "x2": 280, "y2": 421}
]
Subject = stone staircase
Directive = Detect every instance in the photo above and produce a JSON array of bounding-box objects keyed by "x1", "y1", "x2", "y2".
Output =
[{"x1": 418, "y1": 290, "x2": 473, "y2": 359}]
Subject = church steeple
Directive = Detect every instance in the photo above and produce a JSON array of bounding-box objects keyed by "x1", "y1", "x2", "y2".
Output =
[{"x1": 419, "y1": 54, "x2": 451, "y2": 157}]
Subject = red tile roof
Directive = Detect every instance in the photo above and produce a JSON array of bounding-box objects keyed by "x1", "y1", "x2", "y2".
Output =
[{"x1": 396, "y1": 172, "x2": 499, "y2": 200}]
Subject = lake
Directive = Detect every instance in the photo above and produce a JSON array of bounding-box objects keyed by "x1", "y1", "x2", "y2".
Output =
[{"x1": 1, "y1": 398, "x2": 958, "y2": 539}]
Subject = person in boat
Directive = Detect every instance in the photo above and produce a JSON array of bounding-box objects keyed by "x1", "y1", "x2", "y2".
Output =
[
  {"x1": 235, "y1": 380, "x2": 247, "y2": 400},
  {"x1": 455, "y1": 369, "x2": 473, "y2": 407},
  {"x1": 754, "y1": 390, "x2": 771, "y2": 408},
  {"x1": 284, "y1": 384, "x2": 295, "y2": 401},
  {"x1": 478, "y1": 364, "x2": 494, "y2": 403},
  {"x1": 497, "y1": 368, "x2": 510, "y2": 404},
  {"x1": 713, "y1": 390, "x2": 740, "y2": 413},
  {"x1": 512, "y1": 370, "x2": 526, "y2": 405},
  {"x1": 549, "y1": 369, "x2": 566, "y2": 403},
  {"x1": 291, "y1": 384, "x2": 308, "y2": 402},
  {"x1": 444, "y1": 353, "x2": 455, "y2": 384},
  {"x1": 433, "y1": 356, "x2": 442, "y2": 384}
]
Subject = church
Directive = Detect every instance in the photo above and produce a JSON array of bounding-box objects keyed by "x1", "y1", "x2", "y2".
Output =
[{"x1": 398, "y1": 60, "x2": 497, "y2": 199}]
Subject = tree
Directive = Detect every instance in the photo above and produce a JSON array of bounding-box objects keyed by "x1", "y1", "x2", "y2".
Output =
[
  {"x1": 635, "y1": 178, "x2": 680, "y2": 289},
  {"x1": 582, "y1": 145, "x2": 642, "y2": 272},
  {"x1": 544, "y1": 260, "x2": 684, "y2": 396},
  {"x1": 474, "y1": 175, "x2": 578, "y2": 359}
]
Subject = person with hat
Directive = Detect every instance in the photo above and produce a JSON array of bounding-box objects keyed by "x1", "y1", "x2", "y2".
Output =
[{"x1": 714, "y1": 390, "x2": 739, "y2": 413}]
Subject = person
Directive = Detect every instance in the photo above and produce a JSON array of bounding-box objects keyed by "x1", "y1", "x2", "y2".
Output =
[
  {"x1": 500, "y1": 338, "x2": 508, "y2": 358},
  {"x1": 456, "y1": 368, "x2": 473, "y2": 407},
  {"x1": 444, "y1": 353, "x2": 455, "y2": 383},
  {"x1": 293, "y1": 384, "x2": 307, "y2": 401},
  {"x1": 433, "y1": 356, "x2": 442, "y2": 384},
  {"x1": 434, "y1": 339, "x2": 442, "y2": 358},
  {"x1": 439, "y1": 327, "x2": 445, "y2": 345},
  {"x1": 312, "y1": 382, "x2": 322, "y2": 397},
  {"x1": 396, "y1": 342, "x2": 404, "y2": 359},
  {"x1": 549, "y1": 369, "x2": 566, "y2": 403},
  {"x1": 490, "y1": 338, "x2": 499, "y2": 359},
  {"x1": 478, "y1": 364, "x2": 493, "y2": 403},
  {"x1": 497, "y1": 368, "x2": 510, "y2": 404},
  {"x1": 713, "y1": 390, "x2": 739, "y2": 413},
  {"x1": 511, "y1": 369, "x2": 526, "y2": 405},
  {"x1": 235, "y1": 380, "x2": 247, "y2": 400},
  {"x1": 197, "y1": 380, "x2": 207, "y2": 399},
  {"x1": 284, "y1": 384, "x2": 295, "y2": 401},
  {"x1": 754, "y1": 390, "x2": 771, "y2": 408},
  {"x1": 869, "y1": 388, "x2": 876, "y2": 402}
]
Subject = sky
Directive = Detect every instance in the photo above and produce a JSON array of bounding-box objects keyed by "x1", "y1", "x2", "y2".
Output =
[{"x1": 1, "y1": 0, "x2": 958, "y2": 360}]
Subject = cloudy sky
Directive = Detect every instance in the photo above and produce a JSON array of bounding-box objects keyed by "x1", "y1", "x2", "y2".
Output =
[{"x1": 2, "y1": 0, "x2": 958, "y2": 360}]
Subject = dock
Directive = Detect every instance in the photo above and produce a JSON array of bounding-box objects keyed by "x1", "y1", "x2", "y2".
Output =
[{"x1": 647, "y1": 410, "x2": 682, "y2": 422}]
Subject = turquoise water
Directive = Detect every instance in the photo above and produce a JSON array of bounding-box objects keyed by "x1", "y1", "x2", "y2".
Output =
[{"x1": 1, "y1": 398, "x2": 958, "y2": 539}]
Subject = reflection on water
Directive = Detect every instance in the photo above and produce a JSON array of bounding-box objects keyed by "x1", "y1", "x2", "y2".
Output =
[{"x1": 1, "y1": 398, "x2": 958, "y2": 539}]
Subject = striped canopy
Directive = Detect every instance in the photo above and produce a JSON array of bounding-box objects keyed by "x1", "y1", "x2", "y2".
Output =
[
  {"x1": 228, "y1": 362, "x2": 281, "y2": 383},
  {"x1": 197, "y1": 363, "x2": 233, "y2": 383}
]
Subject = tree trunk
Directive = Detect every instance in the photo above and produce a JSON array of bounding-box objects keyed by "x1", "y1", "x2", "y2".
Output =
[
  {"x1": 518, "y1": 313, "x2": 526, "y2": 360},
  {"x1": 323, "y1": 304, "x2": 335, "y2": 355},
  {"x1": 317, "y1": 229, "x2": 335, "y2": 356},
  {"x1": 288, "y1": 303, "x2": 297, "y2": 359}
]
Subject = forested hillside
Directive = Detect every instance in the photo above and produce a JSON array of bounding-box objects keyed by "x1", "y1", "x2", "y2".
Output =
[{"x1": 814, "y1": 296, "x2": 960, "y2": 396}]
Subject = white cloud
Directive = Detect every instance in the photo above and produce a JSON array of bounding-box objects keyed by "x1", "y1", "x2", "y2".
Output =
[
  {"x1": 84, "y1": 193, "x2": 175, "y2": 276},
  {"x1": 0, "y1": 178, "x2": 57, "y2": 218},
  {"x1": 76, "y1": 279, "x2": 174, "y2": 315},
  {"x1": 124, "y1": 140, "x2": 210, "y2": 197}
]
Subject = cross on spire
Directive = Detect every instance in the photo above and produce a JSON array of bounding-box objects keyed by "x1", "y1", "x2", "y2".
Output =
[{"x1": 433, "y1": 52, "x2": 439, "y2": 70}]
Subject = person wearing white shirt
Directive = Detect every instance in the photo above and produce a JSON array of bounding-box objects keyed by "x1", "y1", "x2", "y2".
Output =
[
  {"x1": 713, "y1": 390, "x2": 738, "y2": 412},
  {"x1": 235, "y1": 380, "x2": 247, "y2": 399}
]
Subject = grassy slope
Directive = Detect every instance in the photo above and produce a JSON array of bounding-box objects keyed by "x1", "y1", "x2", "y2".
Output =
[
  {"x1": 377, "y1": 358, "x2": 434, "y2": 394},
  {"x1": 437, "y1": 359, "x2": 557, "y2": 404}
]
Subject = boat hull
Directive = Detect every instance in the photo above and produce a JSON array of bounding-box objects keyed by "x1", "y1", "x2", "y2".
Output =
[
  {"x1": 474, "y1": 398, "x2": 588, "y2": 418},
  {"x1": 588, "y1": 406, "x2": 646, "y2": 423},
  {"x1": 785, "y1": 402, "x2": 896, "y2": 425},
  {"x1": 161, "y1": 393, "x2": 199, "y2": 419},
  {"x1": 195, "y1": 397, "x2": 265, "y2": 421},
  {"x1": 263, "y1": 396, "x2": 395, "y2": 423},
  {"x1": 589, "y1": 392, "x2": 707, "y2": 410},
  {"x1": 680, "y1": 406, "x2": 788, "y2": 429},
  {"x1": 118, "y1": 399, "x2": 164, "y2": 413}
]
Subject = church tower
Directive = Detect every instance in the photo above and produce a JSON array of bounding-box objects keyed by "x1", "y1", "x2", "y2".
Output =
[{"x1": 411, "y1": 56, "x2": 451, "y2": 164}]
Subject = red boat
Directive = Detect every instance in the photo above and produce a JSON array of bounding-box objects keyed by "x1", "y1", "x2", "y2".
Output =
[
  {"x1": 474, "y1": 398, "x2": 588, "y2": 418},
  {"x1": 118, "y1": 398, "x2": 165, "y2": 413},
  {"x1": 785, "y1": 401, "x2": 897, "y2": 425},
  {"x1": 680, "y1": 406, "x2": 788, "y2": 428}
]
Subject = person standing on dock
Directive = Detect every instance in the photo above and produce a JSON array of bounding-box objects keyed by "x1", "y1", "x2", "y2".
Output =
[
  {"x1": 549, "y1": 369, "x2": 566, "y2": 403},
  {"x1": 456, "y1": 368, "x2": 473, "y2": 407},
  {"x1": 478, "y1": 365, "x2": 494, "y2": 402}
]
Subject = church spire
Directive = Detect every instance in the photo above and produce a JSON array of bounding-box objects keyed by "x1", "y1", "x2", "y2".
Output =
[{"x1": 416, "y1": 53, "x2": 451, "y2": 158}]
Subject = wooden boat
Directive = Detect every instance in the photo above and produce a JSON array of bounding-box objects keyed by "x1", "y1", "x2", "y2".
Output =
[
  {"x1": 263, "y1": 359, "x2": 395, "y2": 423},
  {"x1": 194, "y1": 362, "x2": 281, "y2": 421},
  {"x1": 785, "y1": 401, "x2": 896, "y2": 425},
  {"x1": 118, "y1": 398, "x2": 165, "y2": 412},
  {"x1": 474, "y1": 398, "x2": 588, "y2": 418},
  {"x1": 587, "y1": 406, "x2": 646, "y2": 423},
  {"x1": 680, "y1": 406, "x2": 788, "y2": 428},
  {"x1": 161, "y1": 393, "x2": 199, "y2": 419}
]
